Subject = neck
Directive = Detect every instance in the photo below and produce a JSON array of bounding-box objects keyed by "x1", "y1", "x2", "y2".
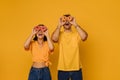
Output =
[
  {"x1": 37, "y1": 39, "x2": 44, "y2": 45},
  {"x1": 64, "y1": 29, "x2": 72, "y2": 32}
]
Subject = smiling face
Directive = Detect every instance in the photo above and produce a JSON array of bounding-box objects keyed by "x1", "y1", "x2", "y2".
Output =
[
  {"x1": 61, "y1": 15, "x2": 73, "y2": 22},
  {"x1": 36, "y1": 30, "x2": 45, "y2": 39},
  {"x1": 34, "y1": 24, "x2": 47, "y2": 40},
  {"x1": 63, "y1": 21, "x2": 72, "y2": 30},
  {"x1": 34, "y1": 25, "x2": 47, "y2": 32},
  {"x1": 61, "y1": 15, "x2": 73, "y2": 30}
]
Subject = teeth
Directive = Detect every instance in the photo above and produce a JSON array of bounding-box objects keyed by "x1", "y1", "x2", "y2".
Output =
[
  {"x1": 38, "y1": 34, "x2": 42, "y2": 36},
  {"x1": 66, "y1": 24, "x2": 69, "y2": 25}
]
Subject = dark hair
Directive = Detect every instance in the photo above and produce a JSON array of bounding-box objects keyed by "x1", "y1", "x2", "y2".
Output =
[
  {"x1": 33, "y1": 35, "x2": 47, "y2": 41},
  {"x1": 38, "y1": 24, "x2": 44, "y2": 26},
  {"x1": 63, "y1": 14, "x2": 71, "y2": 17},
  {"x1": 33, "y1": 24, "x2": 47, "y2": 41}
]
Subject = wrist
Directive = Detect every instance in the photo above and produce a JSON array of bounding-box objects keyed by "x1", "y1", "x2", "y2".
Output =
[
  {"x1": 57, "y1": 25, "x2": 61, "y2": 29},
  {"x1": 31, "y1": 33, "x2": 35, "y2": 37},
  {"x1": 46, "y1": 35, "x2": 50, "y2": 39},
  {"x1": 72, "y1": 22, "x2": 77, "y2": 26},
  {"x1": 74, "y1": 24, "x2": 79, "y2": 28}
]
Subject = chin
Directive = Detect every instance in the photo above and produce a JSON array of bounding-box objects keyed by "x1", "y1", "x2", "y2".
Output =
[
  {"x1": 64, "y1": 26, "x2": 71, "y2": 29},
  {"x1": 38, "y1": 36, "x2": 44, "y2": 39}
]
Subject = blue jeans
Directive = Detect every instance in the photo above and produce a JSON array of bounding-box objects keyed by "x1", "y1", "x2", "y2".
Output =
[
  {"x1": 28, "y1": 67, "x2": 51, "y2": 80},
  {"x1": 58, "y1": 69, "x2": 83, "y2": 80}
]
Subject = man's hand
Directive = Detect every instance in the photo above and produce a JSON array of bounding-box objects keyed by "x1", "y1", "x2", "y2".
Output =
[
  {"x1": 58, "y1": 17, "x2": 66, "y2": 28},
  {"x1": 70, "y1": 17, "x2": 78, "y2": 27}
]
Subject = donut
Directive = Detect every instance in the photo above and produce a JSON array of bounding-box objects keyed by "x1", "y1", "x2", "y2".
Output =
[{"x1": 61, "y1": 16, "x2": 73, "y2": 22}]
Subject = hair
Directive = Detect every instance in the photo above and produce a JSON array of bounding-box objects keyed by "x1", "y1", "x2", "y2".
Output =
[
  {"x1": 63, "y1": 14, "x2": 71, "y2": 17},
  {"x1": 33, "y1": 35, "x2": 47, "y2": 41},
  {"x1": 33, "y1": 24, "x2": 47, "y2": 41},
  {"x1": 37, "y1": 24, "x2": 44, "y2": 26}
]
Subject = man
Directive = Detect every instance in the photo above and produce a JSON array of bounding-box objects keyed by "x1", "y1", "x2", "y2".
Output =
[{"x1": 52, "y1": 14, "x2": 88, "y2": 80}]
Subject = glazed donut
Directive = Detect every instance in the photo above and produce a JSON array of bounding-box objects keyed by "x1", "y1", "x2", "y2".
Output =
[
  {"x1": 61, "y1": 16, "x2": 66, "y2": 22},
  {"x1": 67, "y1": 16, "x2": 73, "y2": 22},
  {"x1": 61, "y1": 16, "x2": 73, "y2": 22}
]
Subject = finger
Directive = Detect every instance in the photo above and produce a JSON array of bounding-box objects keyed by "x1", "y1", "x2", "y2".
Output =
[
  {"x1": 44, "y1": 29, "x2": 48, "y2": 33},
  {"x1": 59, "y1": 18, "x2": 62, "y2": 23},
  {"x1": 62, "y1": 21, "x2": 66, "y2": 25},
  {"x1": 73, "y1": 17, "x2": 76, "y2": 21}
]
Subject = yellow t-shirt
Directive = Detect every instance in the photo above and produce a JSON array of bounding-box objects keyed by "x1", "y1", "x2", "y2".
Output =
[
  {"x1": 30, "y1": 41, "x2": 52, "y2": 66},
  {"x1": 58, "y1": 31, "x2": 82, "y2": 71}
]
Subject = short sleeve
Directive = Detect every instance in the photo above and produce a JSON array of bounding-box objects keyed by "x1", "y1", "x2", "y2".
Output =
[
  {"x1": 45, "y1": 41, "x2": 54, "y2": 55},
  {"x1": 28, "y1": 41, "x2": 35, "y2": 51},
  {"x1": 58, "y1": 31, "x2": 63, "y2": 43},
  {"x1": 76, "y1": 32, "x2": 81, "y2": 42}
]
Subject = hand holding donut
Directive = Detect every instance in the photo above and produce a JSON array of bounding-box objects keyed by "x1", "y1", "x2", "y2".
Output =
[
  {"x1": 34, "y1": 25, "x2": 47, "y2": 32},
  {"x1": 61, "y1": 15, "x2": 73, "y2": 22}
]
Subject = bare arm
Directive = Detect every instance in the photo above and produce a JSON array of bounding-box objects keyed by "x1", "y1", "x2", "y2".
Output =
[
  {"x1": 70, "y1": 18, "x2": 88, "y2": 41},
  {"x1": 51, "y1": 25, "x2": 61, "y2": 42},
  {"x1": 51, "y1": 18, "x2": 65, "y2": 42},
  {"x1": 44, "y1": 30, "x2": 54, "y2": 51},
  {"x1": 24, "y1": 29, "x2": 37, "y2": 50},
  {"x1": 75, "y1": 24, "x2": 88, "y2": 41}
]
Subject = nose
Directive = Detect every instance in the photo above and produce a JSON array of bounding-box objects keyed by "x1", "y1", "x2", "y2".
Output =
[
  {"x1": 65, "y1": 21, "x2": 69, "y2": 24},
  {"x1": 38, "y1": 30, "x2": 42, "y2": 33}
]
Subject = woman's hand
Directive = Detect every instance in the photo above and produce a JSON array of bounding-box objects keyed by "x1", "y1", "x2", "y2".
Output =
[
  {"x1": 43, "y1": 30, "x2": 49, "y2": 37},
  {"x1": 32, "y1": 28, "x2": 38, "y2": 35}
]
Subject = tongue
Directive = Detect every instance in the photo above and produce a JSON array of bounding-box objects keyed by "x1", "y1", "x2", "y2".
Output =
[
  {"x1": 38, "y1": 34, "x2": 42, "y2": 36},
  {"x1": 65, "y1": 24, "x2": 69, "y2": 25}
]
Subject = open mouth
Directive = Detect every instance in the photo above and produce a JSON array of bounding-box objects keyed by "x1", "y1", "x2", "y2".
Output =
[
  {"x1": 65, "y1": 23, "x2": 69, "y2": 25},
  {"x1": 38, "y1": 34, "x2": 43, "y2": 36}
]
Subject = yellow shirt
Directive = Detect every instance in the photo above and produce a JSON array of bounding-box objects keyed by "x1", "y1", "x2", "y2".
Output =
[
  {"x1": 58, "y1": 31, "x2": 82, "y2": 71},
  {"x1": 30, "y1": 41, "x2": 52, "y2": 66}
]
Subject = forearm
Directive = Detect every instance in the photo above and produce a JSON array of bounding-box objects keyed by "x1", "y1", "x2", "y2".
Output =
[
  {"x1": 74, "y1": 24, "x2": 88, "y2": 41},
  {"x1": 51, "y1": 25, "x2": 61, "y2": 42},
  {"x1": 46, "y1": 35, "x2": 54, "y2": 51},
  {"x1": 24, "y1": 33, "x2": 34, "y2": 50}
]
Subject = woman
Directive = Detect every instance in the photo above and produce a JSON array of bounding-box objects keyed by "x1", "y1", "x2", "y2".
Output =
[{"x1": 24, "y1": 24, "x2": 54, "y2": 80}]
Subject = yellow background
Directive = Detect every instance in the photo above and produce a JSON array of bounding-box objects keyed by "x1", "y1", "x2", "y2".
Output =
[{"x1": 0, "y1": 0, "x2": 120, "y2": 80}]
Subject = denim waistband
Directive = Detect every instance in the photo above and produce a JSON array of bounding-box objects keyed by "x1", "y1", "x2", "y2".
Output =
[
  {"x1": 28, "y1": 66, "x2": 51, "y2": 80},
  {"x1": 31, "y1": 66, "x2": 49, "y2": 71}
]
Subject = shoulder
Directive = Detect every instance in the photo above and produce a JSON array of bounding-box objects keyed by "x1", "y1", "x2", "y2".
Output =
[
  {"x1": 59, "y1": 31, "x2": 64, "y2": 38},
  {"x1": 44, "y1": 41, "x2": 49, "y2": 47},
  {"x1": 31, "y1": 40, "x2": 35, "y2": 43},
  {"x1": 74, "y1": 31, "x2": 81, "y2": 40},
  {"x1": 30, "y1": 41, "x2": 37, "y2": 46},
  {"x1": 60, "y1": 31, "x2": 64, "y2": 35},
  {"x1": 44, "y1": 41, "x2": 48, "y2": 45},
  {"x1": 72, "y1": 31, "x2": 79, "y2": 36}
]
